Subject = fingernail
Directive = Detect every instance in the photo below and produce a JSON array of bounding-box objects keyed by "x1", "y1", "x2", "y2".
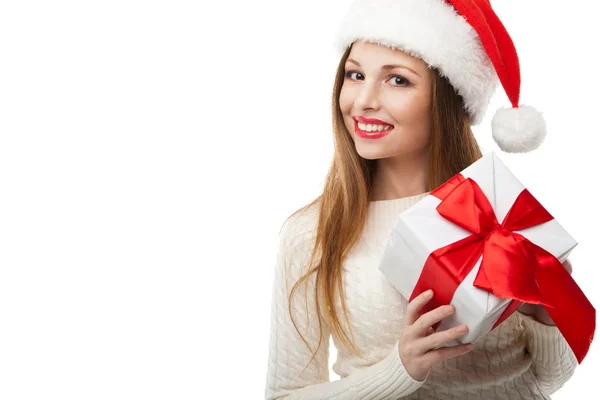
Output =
[
  {"x1": 426, "y1": 290, "x2": 433, "y2": 298},
  {"x1": 444, "y1": 305, "x2": 454, "y2": 314},
  {"x1": 466, "y1": 344, "x2": 475, "y2": 350}
]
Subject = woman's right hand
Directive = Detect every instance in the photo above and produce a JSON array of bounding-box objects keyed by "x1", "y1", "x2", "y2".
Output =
[{"x1": 398, "y1": 289, "x2": 475, "y2": 382}]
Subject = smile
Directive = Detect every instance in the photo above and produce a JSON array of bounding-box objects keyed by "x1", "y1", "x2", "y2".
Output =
[{"x1": 354, "y1": 120, "x2": 393, "y2": 139}]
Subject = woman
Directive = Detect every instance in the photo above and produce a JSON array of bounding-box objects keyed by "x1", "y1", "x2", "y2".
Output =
[{"x1": 265, "y1": 1, "x2": 578, "y2": 398}]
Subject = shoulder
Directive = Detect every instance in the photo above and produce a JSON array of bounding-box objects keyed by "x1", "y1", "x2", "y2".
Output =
[
  {"x1": 278, "y1": 198, "x2": 322, "y2": 267},
  {"x1": 279, "y1": 199, "x2": 321, "y2": 250}
]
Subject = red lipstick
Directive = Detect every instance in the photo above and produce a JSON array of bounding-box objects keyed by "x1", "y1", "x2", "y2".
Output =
[
  {"x1": 354, "y1": 116, "x2": 393, "y2": 125},
  {"x1": 353, "y1": 116, "x2": 394, "y2": 139}
]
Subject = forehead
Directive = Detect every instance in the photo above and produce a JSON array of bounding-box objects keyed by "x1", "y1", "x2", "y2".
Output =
[{"x1": 347, "y1": 40, "x2": 427, "y2": 70}]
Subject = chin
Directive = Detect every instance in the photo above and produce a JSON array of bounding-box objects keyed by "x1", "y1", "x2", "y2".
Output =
[{"x1": 354, "y1": 145, "x2": 388, "y2": 160}]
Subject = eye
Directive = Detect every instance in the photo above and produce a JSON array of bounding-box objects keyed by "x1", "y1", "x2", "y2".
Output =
[
  {"x1": 388, "y1": 75, "x2": 411, "y2": 87},
  {"x1": 344, "y1": 70, "x2": 411, "y2": 87},
  {"x1": 344, "y1": 70, "x2": 363, "y2": 80}
]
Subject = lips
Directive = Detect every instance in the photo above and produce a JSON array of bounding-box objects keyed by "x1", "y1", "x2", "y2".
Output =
[
  {"x1": 353, "y1": 119, "x2": 393, "y2": 139},
  {"x1": 353, "y1": 116, "x2": 394, "y2": 125}
]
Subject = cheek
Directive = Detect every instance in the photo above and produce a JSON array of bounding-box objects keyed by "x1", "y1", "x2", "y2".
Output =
[
  {"x1": 393, "y1": 93, "x2": 431, "y2": 128},
  {"x1": 417, "y1": 99, "x2": 432, "y2": 134},
  {"x1": 338, "y1": 87, "x2": 356, "y2": 131},
  {"x1": 386, "y1": 97, "x2": 431, "y2": 148},
  {"x1": 339, "y1": 87, "x2": 352, "y2": 113}
]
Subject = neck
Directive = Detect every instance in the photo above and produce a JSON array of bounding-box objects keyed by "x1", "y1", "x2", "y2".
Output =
[{"x1": 370, "y1": 151, "x2": 429, "y2": 201}]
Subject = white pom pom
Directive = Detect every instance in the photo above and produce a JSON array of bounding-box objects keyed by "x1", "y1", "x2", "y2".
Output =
[{"x1": 491, "y1": 105, "x2": 547, "y2": 153}]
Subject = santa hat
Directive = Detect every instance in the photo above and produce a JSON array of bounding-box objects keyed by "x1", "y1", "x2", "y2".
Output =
[{"x1": 333, "y1": 0, "x2": 546, "y2": 154}]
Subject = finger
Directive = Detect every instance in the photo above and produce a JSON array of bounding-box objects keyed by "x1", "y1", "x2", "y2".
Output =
[
  {"x1": 422, "y1": 342, "x2": 475, "y2": 365},
  {"x1": 416, "y1": 324, "x2": 469, "y2": 354},
  {"x1": 412, "y1": 304, "x2": 455, "y2": 336},
  {"x1": 562, "y1": 258, "x2": 573, "y2": 275},
  {"x1": 518, "y1": 302, "x2": 537, "y2": 316},
  {"x1": 405, "y1": 289, "x2": 434, "y2": 326}
]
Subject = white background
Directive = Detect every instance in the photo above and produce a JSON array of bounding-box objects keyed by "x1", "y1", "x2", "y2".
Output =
[{"x1": 0, "y1": 0, "x2": 597, "y2": 398}]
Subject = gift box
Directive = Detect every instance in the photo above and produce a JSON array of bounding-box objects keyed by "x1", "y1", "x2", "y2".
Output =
[{"x1": 378, "y1": 151, "x2": 595, "y2": 363}]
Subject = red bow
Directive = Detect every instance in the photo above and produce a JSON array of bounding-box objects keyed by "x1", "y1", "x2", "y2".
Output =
[{"x1": 409, "y1": 174, "x2": 595, "y2": 363}]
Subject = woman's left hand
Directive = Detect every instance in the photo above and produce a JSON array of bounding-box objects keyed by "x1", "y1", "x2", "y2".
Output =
[{"x1": 516, "y1": 259, "x2": 573, "y2": 324}]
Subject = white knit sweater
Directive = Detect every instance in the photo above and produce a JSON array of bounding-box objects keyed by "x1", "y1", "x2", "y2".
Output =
[{"x1": 264, "y1": 192, "x2": 578, "y2": 399}]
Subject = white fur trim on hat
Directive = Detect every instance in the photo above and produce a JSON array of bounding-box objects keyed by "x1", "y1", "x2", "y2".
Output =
[
  {"x1": 333, "y1": 0, "x2": 498, "y2": 125},
  {"x1": 491, "y1": 105, "x2": 547, "y2": 153}
]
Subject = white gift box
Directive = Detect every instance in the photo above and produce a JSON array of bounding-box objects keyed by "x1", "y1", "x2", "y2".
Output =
[{"x1": 378, "y1": 151, "x2": 577, "y2": 346}]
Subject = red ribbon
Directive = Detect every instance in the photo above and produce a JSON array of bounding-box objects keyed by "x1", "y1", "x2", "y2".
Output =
[{"x1": 409, "y1": 173, "x2": 595, "y2": 363}]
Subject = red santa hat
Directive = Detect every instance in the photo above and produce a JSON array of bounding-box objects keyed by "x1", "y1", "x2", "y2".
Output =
[{"x1": 333, "y1": 0, "x2": 546, "y2": 154}]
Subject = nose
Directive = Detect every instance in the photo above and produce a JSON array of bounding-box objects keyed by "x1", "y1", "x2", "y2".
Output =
[{"x1": 353, "y1": 80, "x2": 381, "y2": 110}]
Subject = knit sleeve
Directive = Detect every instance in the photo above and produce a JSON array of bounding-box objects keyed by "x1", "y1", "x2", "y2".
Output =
[
  {"x1": 264, "y1": 209, "x2": 425, "y2": 400},
  {"x1": 516, "y1": 310, "x2": 578, "y2": 395}
]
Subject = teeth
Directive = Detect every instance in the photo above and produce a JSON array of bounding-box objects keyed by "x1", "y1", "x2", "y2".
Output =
[{"x1": 357, "y1": 122, "x2": 393, "y2": 132}]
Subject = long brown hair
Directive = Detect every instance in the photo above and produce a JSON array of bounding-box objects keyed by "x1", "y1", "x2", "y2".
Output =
[{"x1": 283, "y1": 43, "x2": 483, "y2": 377}]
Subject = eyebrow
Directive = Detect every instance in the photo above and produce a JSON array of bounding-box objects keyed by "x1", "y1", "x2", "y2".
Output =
[{"x1": 346, "y1": 58, "x2": 421, "y2": 77}]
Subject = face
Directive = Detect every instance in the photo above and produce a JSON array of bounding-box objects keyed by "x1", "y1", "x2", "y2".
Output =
[{"x1": 339, "y1": 41, "x2": 433, "y2": 160}]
